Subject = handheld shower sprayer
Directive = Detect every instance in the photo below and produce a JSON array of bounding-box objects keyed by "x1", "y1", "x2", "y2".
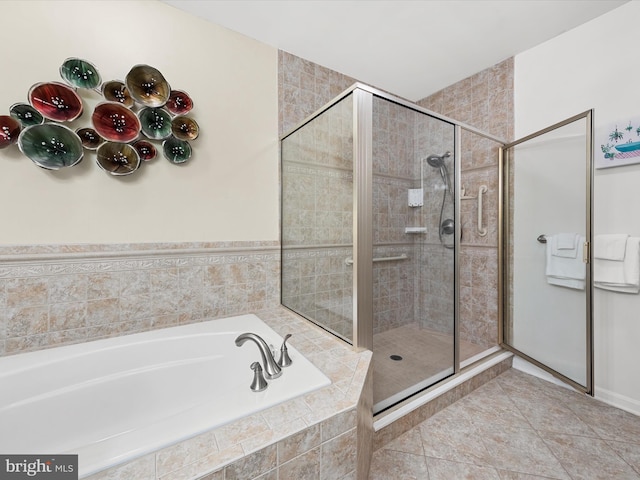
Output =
[{"x1": 424, "y1": 151, "x2": 455, "y2": 249}]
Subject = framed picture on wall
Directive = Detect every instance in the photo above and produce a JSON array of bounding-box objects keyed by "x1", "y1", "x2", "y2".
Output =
[{"x1": 597, "y1": 116, "x2": 640, "y2": 169}]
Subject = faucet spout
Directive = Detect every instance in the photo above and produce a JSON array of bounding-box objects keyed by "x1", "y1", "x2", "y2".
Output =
[{"x1": 235, "y1": 332, "x2": 282, "y2": 379}]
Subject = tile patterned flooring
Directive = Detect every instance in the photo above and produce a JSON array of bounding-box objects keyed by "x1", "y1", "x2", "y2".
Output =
[
  {"x1": 373, "y1": 324, "x2": 486, "y2": 405},
  {"x1": 369, "y1": 369, "x2": 640, "y2": 479}
]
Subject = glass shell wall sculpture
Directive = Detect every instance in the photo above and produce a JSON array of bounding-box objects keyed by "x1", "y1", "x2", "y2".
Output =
[{"x1": 2, "y1": 57, "x2": 199, "y2": 176}]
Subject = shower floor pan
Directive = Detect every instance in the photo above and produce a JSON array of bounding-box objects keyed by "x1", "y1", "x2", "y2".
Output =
[{"x1": 373, "y1": 323, "x2": 485, "y2": 411}]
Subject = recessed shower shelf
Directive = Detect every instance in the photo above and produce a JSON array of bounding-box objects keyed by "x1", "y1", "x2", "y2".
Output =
[{"x1": 405, "y1": 227, "x2": 426, "y2": 234}]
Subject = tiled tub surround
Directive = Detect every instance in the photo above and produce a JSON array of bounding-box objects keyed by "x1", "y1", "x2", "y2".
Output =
[
  {"x1": 0, "y1": 314, "x2": 331, "y2": 477},
  {"x1": 0, "y1": 242, "x2": 279, "y2": 357},
  {"x1": 0, "y1": 242, "x2": 373, "y2": 479},
  {"x1": 82, "y1": 307, "x2": 372, "y2": 480}
]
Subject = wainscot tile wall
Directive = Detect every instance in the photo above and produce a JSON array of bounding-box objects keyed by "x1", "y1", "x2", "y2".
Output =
[{"x1": 0, "y1": 242, "x2": 280, "y2": 356}]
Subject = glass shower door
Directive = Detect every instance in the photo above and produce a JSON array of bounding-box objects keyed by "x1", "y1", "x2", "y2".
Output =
[
  {"x1": 281, "y1": 94, "x2": 355, "y2": 342},
  {"x1": 371, "y1": 95, "x2": 456, "y2": 413},
  {"x1": 501, "y1": 110, "x2": 593, "y2": 393}
]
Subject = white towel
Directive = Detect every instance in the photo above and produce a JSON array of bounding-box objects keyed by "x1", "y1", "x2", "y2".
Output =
[
  {"x1": 551, "y1": 233, "x2": 579, "y2": 259},
  {"x1": 546, "y1": 236, "x2": 585, "y2": 290},
  {"x1": 594, "y1": 237, "x2": 640, "y2": 294},
  {"x1": 547, "y1": 277, "x2": 585, "y2": 290},
  {"x1": 594, "y1": 234, "x2": 629, "y2": 261},
  {"x1": 555, "y1": 233, "x2": 578, "y2": 249}
]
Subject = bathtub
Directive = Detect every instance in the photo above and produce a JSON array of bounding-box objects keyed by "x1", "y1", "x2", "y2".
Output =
[{"x1": 0, "y1": 314, "x2": 331, "y2": 478}]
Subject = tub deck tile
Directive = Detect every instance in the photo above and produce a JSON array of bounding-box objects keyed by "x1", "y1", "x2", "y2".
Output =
[
  {"x1": 241, "y1": 417, "x2": 308, "y2": 454},
  {"x1": 214, "y1": 413, "x2": 271, "y2": 452},
  {"x1": 159, "y1": 444, "x2": 243, "y2": 480},
  {"x1": 85, "y1": 306, "x2": 371, "y2": 480},
  {"x1": 260, "y1": 396, "x2": 312, "y2": 429},
  {"x1": 85, "y1": 454, "x2": 156, "y2": 480},
  {"x1": 156, "y1": 430, "x2": 217, "y2": 476}
]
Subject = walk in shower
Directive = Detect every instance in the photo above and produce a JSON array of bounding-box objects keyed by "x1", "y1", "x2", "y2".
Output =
[{"x1": 281, "y1": 84, "x2": 501, "y2": 413}]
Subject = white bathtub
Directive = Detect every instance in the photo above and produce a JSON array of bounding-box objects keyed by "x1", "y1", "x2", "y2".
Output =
[{"x1": 0, "y1": 314, "x2": 331, "y2": 477}]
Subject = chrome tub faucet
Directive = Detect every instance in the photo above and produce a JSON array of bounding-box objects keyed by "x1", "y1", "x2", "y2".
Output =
[{"x1": 235, "y1": 332, "x2": 282, "y2": 380}]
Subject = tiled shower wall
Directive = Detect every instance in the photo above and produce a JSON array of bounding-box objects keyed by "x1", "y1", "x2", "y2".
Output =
[
  {"x1": 371, "y1": 98, "x2": 418, "y2": 335},
  {"x1": 279, "y1": 52, "x2": 357, "y2": 137},
  {"x1": 418, "y1": 58, "x2": 514, "y2": 349},
  {"x1": 413, "y1": 111, "x2": 456, "y2": 336},
  {"x1": 372, "y1": 99, "x2": 454, "y2": 337},
  {"x1": 0, "y1": 242, "x2": 280, "y2": 356}
]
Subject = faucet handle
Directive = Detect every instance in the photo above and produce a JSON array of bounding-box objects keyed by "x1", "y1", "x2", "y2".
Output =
[
  {"x1": 278, "y1": 333, "x2": 293, "y2": 368},
  {"x1": 250, "y1": 362, "x2": 268, "y2": 392}
]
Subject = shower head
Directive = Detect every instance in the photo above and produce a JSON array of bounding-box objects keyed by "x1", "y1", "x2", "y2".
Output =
[
  {"x1": 425, "y1": 151, "x2": 453, "y2": 194},
  {"x1": 425, "y1": 151, "x2": 451, "y2": 168}
]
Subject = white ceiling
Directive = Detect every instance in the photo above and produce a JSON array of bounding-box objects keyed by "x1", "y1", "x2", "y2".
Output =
[{"x1": 162, "y1": 0, "x2": 628, "y2": 101}]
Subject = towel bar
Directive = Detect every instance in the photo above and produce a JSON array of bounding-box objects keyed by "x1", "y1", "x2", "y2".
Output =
[{"x1": 345, "y1": 254, "x2": 408, "y2": 266}]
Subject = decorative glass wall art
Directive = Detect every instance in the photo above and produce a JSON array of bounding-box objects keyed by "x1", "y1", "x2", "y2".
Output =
[
  {"x1": 125, "y1": 64, "x2": 171, "y2": 108},
  {"x1": 133, "y1": 140, "x2": 157, "y2": 161},
  {"x1": 92, "y1": 102, "x2": 141, "y2": 143},
  {"x1": 1, "y1": 57, "x2": 199, "y2": 176},
  {"x1": 59, "y1": 58, "x2": 102, "y2": 90},
  {"x1": 139, "y1": 107, "x2": 172, "y2": 140},
  {"x1": 0, "y1": 115, "x2": 22, "y2": 149},
  {"x1": 18, "y1": 123, "x2": 84, "y2": 169},
  {"x1": 76, "y1": 128, "x2": 104, "y2": 150},
  {"x1": 163, "y1": 137, "x2": 192, "y2": 164},
  {"x1": 96, "y1": 142, "x2": 141, "y2": 175},
  {"x1": 28, "y1": 82, "x2": 84, "y2": 122},
  {"x1": 101, "y1": 80, "x2": 134, "y2": 108},
  {"x1": 10, "y1": 103, "x2": 44, "y2": 127}
]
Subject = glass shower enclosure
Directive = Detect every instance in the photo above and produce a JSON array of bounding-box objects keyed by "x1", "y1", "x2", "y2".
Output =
[{"x1": 281, "y1": 84, "x2": 496, "y2": 413}]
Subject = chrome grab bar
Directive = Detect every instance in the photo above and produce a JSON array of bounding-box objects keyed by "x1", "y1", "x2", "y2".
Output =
[
  {"x1": 345, "y1": 254, "x2": 408, "y2": 266},
  {"x1": 477, "y1": 185, "x2": 488, "y2": 237}
]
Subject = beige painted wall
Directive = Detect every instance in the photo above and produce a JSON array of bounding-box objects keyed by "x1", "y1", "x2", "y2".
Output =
[{"x1": 0, "y1": 1, "x2": 278, "y2": 244}]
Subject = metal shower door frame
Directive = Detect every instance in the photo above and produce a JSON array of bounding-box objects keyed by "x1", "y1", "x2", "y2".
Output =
[
  {"x1": 498, "y1": 109, "x2": 594, "y2": 395},
  {"x1": 281, "y1": 82, "x2": 509, "y2": 406},
  {"x1": 349, "y1": 84, "x2": 506, "y2": 367}
]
